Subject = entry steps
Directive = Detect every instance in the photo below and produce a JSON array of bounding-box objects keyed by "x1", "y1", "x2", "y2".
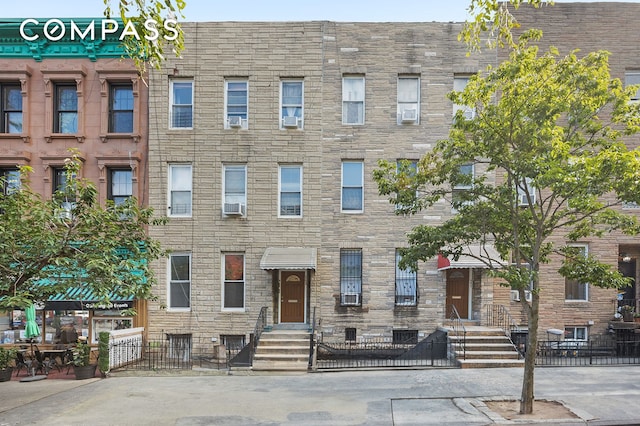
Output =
[
  {"x1": 252, "y1": 329, "x2": 311, "y2": 372},
  {"x1": 445, "y1": 325, "x2": 524, "y2": 368}
]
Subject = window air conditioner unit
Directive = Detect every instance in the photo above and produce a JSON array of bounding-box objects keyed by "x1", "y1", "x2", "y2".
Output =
[
  {"x1": 228, "y1": 116, "x2": 242, "y2": 128},
  {"x1": 510, "y1": 290, "x2": 532, "y2": 302},
  {"x1": 401, "y1": 109, "x2": 417, "y2": 123},
  {"x1": 223, "y1": 202, "x2": 245, "y2": 215},
  {"x1": 341, "y1": 293, "x2": 360, "y2": 306},
  {"x1": 282, "y1": 116, "x2": 299, "y2": 128}
]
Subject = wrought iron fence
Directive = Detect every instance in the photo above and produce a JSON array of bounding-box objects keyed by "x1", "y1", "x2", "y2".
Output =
[
  {"x1": 315, "y1": 336, "x2": 455, "y2": 369},
  {"x1": 536, "y1": 335, "x2": 640, "y2": 366}
]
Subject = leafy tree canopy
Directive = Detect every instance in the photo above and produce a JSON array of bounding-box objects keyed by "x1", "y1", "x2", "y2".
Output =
[{"x1": 0, "y1": 152, "x2": 166, "y2": 310}]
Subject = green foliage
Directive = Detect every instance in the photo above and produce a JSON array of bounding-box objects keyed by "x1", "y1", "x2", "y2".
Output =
[
  {"x1": 103, "y1": 0, "x2": 186, "y2": 73},
  {"x1": 0, "y1": 346, "x2": 17, "y2": 369},
  {"x1": 460, "y1": 0, "x2": 552, "y2": 51},
  {"x1": 0, "y1": 150, "x2": 167, "y2": 310},
  {"x1": 98, "y1": 331, "x2": 110, "y2": 374},
  {"x1": 73, "y1": 340, "x2": 92, "y2": 367}
]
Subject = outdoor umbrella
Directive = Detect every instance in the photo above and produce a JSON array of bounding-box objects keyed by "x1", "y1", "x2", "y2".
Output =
[{"x1": 23, "y1": 303, "x2": 41, "y2": 377}]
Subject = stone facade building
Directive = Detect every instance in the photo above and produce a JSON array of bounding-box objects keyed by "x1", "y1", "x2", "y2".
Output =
[{"x1": 0, "y1": 19, "x2": 149, "y2": 344}]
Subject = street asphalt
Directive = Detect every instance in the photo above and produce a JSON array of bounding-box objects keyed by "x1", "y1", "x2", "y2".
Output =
[{"x1": 1, "y1": 366, "x2": 640, "y2": 425}]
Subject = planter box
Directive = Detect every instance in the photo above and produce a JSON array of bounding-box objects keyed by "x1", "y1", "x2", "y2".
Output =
[
  {"x1": 73, "y1": 364, "x2": 97, "y2": 380},
  {"x1": 0, "y1": 367, "x2": 12, "y2": 382}
]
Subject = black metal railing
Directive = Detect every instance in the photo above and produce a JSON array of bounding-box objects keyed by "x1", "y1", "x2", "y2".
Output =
[
  {"x1": 315, "y1": 336, "x2": 453, "y2": 369},
  {"x1": 249, "y1": 306, "x2": 268, "y2": 365},
  {"x1": 448, "y1": 305, "x2": 466, "y2": 360},
  {"x1": 536, "y1": 335, "x2": 640, "y2": 366},
  {"x1": 308, "y1": 307, "x2": 316, "y2": 369}
]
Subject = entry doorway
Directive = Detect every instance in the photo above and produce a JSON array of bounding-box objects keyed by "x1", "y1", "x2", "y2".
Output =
[
  {"x1": 280, "y1": 270, "x2": 306, "y2": 323},
  {"x1": 446, "y1": 269, "x2": 470, "y2": 319}
]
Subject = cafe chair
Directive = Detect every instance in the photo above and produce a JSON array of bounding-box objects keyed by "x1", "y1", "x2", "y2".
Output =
[{"x1": 14, "y1": 352, "x2": 36, "y2": 376}]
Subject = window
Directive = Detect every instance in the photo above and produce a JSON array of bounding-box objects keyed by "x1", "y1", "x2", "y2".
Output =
[
  {"x1": 342, "y1": 76, "x2": 365, "y2": 125},
  {"x1": 340, "y1": 249, "x2": 362, "y2": 306},
  {"x1": 170, "y1": 80, "x2": 193, "y2": 129},
  {"x1": 0, "y1": 168, "x2": 20, "y2": 195},
  {"x1": 108, "y1": 169, "x2": 132, "y2": 206},
  {"x1": 281, "y1": 80, "x2": 303, "y2": 129},
  {"x1": 452, "y1": 163, "x2": 474, "y2": 211},
  {"x1": 109, "y1": 84, "x2": 133, "y2": 133},
  {"x1": 223, "y1": 164, "x2": 246, "y2": 215},
  {"x1": 395, "y1": 250, "x2": 417, "y2": 306},
  {"x1": 564, "y1": 326, "x2": 587, "y2": 341},
  {"x1": 395, "y1": 160, "x2": 417, "y2": 210},
  {"x1": 345, "y1": 328, "x2": 356, "y2": 342},
  {"x1": 223, "y1": 253, "x2": 245, "y2": 310},
  {"x1": 221, "y1": 335, "x2": 246, "y2": 350},
  {"x1": 625, "y1": 72, "x2": 640, "y2": 102},
  {"x1": 92, "y1": 312, "x2": 132, "y2": 344},
  {"x1": 341, "y1": 161, "x2": 364, "y2": 213},
  {"x1": 1, "y1": 83, "x2": 22, "y2": 133},
  {"x1": 453, "y1": 76, "x2": 474, "y2": 120},
  {"x1": 279, "y1": 165, "x2": 302, "y2": 217},
  {"x1": 168, "y1": 164, "x2": 192, "y2": 217},
  {"x1": 517, "y1": 177, "x2": 536, "y2": 206},
  {"x1": 397, "y1": 76, "x2": 419, "y2": 124},
  {"x1": 225, "y1": 79, "x2": 248, "y2": 129},
  {"x1": 54, "y1": 83, "x2": 78, "y2": 133},
  {"x1": 565, "y1": 244, "x2": 588, "y2": 301},
  {"x1": 392, "y1": 330, "x2": 418, "y2": 344},
  {"x1": 169, "y1": 254, "x2": 191, "y2": 309}
]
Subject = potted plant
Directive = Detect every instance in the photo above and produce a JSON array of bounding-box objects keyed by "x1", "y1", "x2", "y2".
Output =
[
  {"x1": 621, "y1": 305, "x2": 635, "y2": 322},
  {"x1": 0, "y1": 347, "x2": 17, "y2": 382},
  {"x1": 634, "y1": 313, "x2": 640, "y2": 324},
  {"x1": 72, "y1": 338, "x2": 97, "y2": 380}
]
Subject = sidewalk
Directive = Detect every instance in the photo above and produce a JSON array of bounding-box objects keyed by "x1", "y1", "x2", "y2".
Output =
[{"x1": 1, "y1": 366, "x2": 640, "y2": 425}]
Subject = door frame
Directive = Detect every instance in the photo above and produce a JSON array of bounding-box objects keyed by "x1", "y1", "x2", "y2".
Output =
[
  {"x1": 278, "y1": 270, "x2": 308, "y2": 324},
  {"x1": 446, "y1": 269, "x2": 471, "y2": 319}
]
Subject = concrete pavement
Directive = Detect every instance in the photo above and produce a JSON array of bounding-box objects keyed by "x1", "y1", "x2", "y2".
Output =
[{"x1": 1, "y1": 366, "x2": 640, "y2": 425}]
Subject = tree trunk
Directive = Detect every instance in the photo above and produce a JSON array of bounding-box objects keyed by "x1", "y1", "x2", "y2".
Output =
[{"x1": 520, "y1": 292, "x2": 539, "y2": 414}]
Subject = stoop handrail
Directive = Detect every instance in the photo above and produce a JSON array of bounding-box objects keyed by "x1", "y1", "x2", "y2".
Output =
[
  {"x1": 448, "y1": 305, "x2": 466, "y2": 360},
  {"x1": 483, "y1": 304, "x2": 520, "y2": 340},
  {"x1": 249, "y1": 306, "x2": 269, "y2": 365}
]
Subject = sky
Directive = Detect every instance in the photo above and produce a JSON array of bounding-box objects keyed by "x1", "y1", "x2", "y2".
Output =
[{"x1": 2, "y1": 0, "x2": 638, "y2": 23}]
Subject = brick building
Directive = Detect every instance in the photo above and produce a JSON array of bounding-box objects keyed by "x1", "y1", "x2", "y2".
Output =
[{"x1": 0, "y1": 19, "x2": 149, "y2": 344}]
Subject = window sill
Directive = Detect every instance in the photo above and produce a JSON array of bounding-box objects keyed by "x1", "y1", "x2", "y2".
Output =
[
  {"x1": 45, "y1": 134, "x2": 85, "y2": 143},
  {"x1": 100, "y1": 133, "x2": 141, "y2": 143},
  {"x1": 166, "y1": 308, "x2": 191, "y2": 313},
  {"x1": 564, "y1": 299, "x2": 589, "y2": 303},
  {"x1": 0, "y1": 133, "x2": 29, "y2": 143}
]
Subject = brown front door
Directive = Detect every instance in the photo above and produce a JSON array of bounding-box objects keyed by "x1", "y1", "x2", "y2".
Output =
[
  {"x1": 446, "y1": 269, "x2": 469, "y2": 319},
  {"x1": 281, "y1": 271, "x2": 305, "y2": 323}
]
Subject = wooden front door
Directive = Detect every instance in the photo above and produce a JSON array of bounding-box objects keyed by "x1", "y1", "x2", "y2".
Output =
[
  {"x1": 281, "y1": 271, "x2": 305, "y2": 323},
  {"x1": 446, "y1": 269, "x2": 470, "y2": 319}
]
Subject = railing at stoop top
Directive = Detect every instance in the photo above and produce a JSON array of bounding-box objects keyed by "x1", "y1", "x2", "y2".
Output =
[{"x1": 449, "y1": 305, "x2": 466, "y2": 360}]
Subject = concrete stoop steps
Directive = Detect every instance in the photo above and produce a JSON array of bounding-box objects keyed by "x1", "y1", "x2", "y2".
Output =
[
  {"x1": 252, "y1": 329, "x2": 311, "y2": 372},
  {"x1": 447, "y1": 326, "x2": 524, "y2": 368}
]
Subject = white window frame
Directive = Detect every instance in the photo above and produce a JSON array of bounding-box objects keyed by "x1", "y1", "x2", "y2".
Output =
[
  {"x1": 168, "y1": 164, "x2": 192, "y2": 218},
  {"x1": 395, "y1": 160, "x2": 418, "y2": 210},
  {"x1": 564, "y1": 326, "x2": 588, "y2": 342},
  {"x1": 341, "y1": 161, "x2": 364, "y2": 213},
  {"x1": 168, "y1": 253, "x2": 191, "y2": 311},
  {"x1": 340, "y1": 249, "x2": 362, "y2": 306},
  {"x1": 565, "y1": 244, "x2": 589, "y2": 302},
  {"x1": 224, "y1": 79, "x2": 248, "y2": 129},
  {"x1": 452, "y1": 163, "x2": 474, "y2": 212},
  {"x1": 222, "y1": 253, "x2": 246, "y2": 312},
  {"x1": 395, "y1": 250, "x2": 417, "y2": 306},
  {"x1": 517, "y1": 177, "x2": 536, "y2": 206},
  {"x1": 223, "y1": 164, "x2": 247, "y2": 216},
  {"x1": 280, "y1": 80, "x2": 304, "y2": 129},
  {"x1": 278, "y1": 164, "x2": 302, "y2": 218},
  {"x1": 397, "y1": 76, "x2": 420, "y2": 125},
  {"x1": 453, "y1": 75, "x2": 475, "y2": 120},
  {"x1": 342, "y1": 76, "x2": 365, "y2": 125},
  {"x1": 625, "y1": 71, "x2": 640, "y2": 102},
  {"x1": 169, "y1": 79, "x2": 193, "y2": 130}
]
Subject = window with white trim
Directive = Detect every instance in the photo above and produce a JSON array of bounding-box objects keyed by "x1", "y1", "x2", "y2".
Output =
[
  {"x1": 564, "y1": 326, "x2": 587, "y2": 341},
  {"x1": 170, "y1": 80, "x2": 193, "y2": 129},
  {"x1": 280, "y1": 80, "x2": 303, "y2": 129},
  {"x1": 279, "y1": 165, "x2": 302, "y2": 217},
  {"x1": 342, "y1": 76, "x2": 364, "y2": 125},
  {"x1": 625, "y1": 71, "x2": 640, "y2": 102},
  {"x1": 223, "y1": 164, "x2": 246, "y2": 216},
  {"x1": 225, "y1": 79, "x2": 248, "y2": 129},
  {"x1": 340, "y1": 249, "x2": 362, "y2": 306},
  {"x1": 169, "y1": 253, "x2": 191, "y2": 310},
  {"x1": 565, "y1": 244, "x2": 589, "y2": 301},
  {"x1": 453, "y1": 76, "x2": 475, "y2": 120},
  {"x1": 223, "y1": 253, "x2": 245, "y2": 310},
  {"x1": 395, "y1": 159, "x2": 417, "y2": 210},
  {"x1": 395, "y1": 250, "x2": 417, "y2": 306},
  {"x1": 168, "y1": 164, "x2": 192, "y2": 217},
  {"x1": 341, "y1": 161, "x2": 364, "y2": 213},
  {"x1": 517, "y1": 177, "x2": 536, "y2": 206},
  {"x1": 397, "y1": 76, "x2": 420, "y2": 124},
  {"x1": 452, "y1": 163, "x2": 473, "y2": 211}
]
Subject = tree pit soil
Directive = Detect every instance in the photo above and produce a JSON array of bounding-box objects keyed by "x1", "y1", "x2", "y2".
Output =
[{"x1": 485, "y1": 399, "x2": 579, "y2": 421}]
